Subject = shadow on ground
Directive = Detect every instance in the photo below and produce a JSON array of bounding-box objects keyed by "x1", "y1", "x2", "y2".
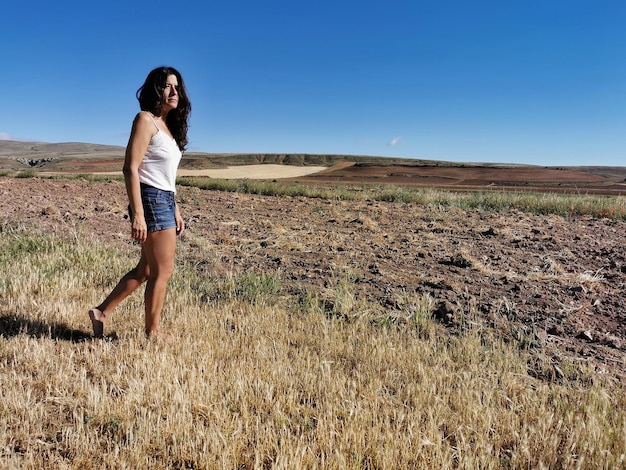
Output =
[{"x1": 0, "y1": 314, "x2": 117, "y2": 342}]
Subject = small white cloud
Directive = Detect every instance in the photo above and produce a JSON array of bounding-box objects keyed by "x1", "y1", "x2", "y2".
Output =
[
  {"x1": 387, "y1": 136, "x2": 401, "y2": 146},
  {"x1": 0, "y1": 132, "x2": 13, "y2": 140}
]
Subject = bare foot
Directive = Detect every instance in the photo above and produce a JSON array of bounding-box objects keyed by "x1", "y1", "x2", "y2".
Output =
[
  {"x1": 146, "y1": 330, "x2": 173, "y2": 342},
  {"x1": 88, "y1": 308, "x2": 106, "y2": 338}
]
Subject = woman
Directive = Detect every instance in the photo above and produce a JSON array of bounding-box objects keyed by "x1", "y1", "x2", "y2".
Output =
[{"x1": 89, "y1": 66, "x2": 191, "y2": 340}]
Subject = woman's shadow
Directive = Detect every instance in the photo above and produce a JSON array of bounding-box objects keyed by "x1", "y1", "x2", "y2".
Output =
[{"x1": 0, "y1": 314, "x2": 117, "y2": 342}]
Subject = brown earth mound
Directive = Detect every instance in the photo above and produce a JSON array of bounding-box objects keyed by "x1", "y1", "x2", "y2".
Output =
[
  {"x1": 1, "y1": 177, "x2": 624, "y2": 381},
  {"x1": 291, "y1": 163, "x2": 626, "y2": 195}
]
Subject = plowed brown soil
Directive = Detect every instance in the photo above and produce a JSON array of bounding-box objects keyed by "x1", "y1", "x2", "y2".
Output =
[
  {"x1": 291, "y1": 162, "x2": 626, "y2": 195},
  {"x1": 2, "y1": 176, "x2": 625, "y2": 381}
]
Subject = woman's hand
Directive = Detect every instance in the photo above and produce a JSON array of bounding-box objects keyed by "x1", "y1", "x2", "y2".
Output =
[
  {"x1": 132, "y1": 216, "x2": 148, "y2": 243},
  {"x1": 175, "y1": 206, "x2": 185, "y2": 236}
]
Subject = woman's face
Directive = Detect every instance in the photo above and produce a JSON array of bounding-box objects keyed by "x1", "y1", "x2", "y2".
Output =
[{"x1": 161, "y1": 74, "x2": 179, "y2": 112}]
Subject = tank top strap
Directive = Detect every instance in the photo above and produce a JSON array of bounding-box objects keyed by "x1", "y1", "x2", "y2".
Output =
[{"x1": 146, "y1": 113, "x2": 160, "y2": 133}]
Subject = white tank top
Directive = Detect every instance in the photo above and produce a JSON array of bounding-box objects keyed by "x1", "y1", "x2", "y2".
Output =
[{"x1": 138, "y1": 115, "x2": 182, "y2": 193}]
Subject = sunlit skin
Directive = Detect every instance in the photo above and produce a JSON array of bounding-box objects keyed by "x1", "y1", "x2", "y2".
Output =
[{"x1": 89, "y1": 74, "x2": 185, "y2": 340}]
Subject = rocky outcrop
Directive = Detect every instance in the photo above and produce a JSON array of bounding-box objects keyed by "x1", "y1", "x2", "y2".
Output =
[{"x1": 16, "y1": 157, "x2": 57, "y2": 167}]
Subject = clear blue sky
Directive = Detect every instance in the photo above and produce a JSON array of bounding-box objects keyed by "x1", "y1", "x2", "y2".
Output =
[{"x1": 1, "y1": 0, "x2": 625, "y2": 165}]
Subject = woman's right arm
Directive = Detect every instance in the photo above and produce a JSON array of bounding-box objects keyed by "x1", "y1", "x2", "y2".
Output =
[{"x1": 123, "y1": 112, "x2": 155, "y2": 243}]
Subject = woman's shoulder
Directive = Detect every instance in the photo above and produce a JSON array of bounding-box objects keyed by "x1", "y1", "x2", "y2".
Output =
[
  {"x1": 134, "y1": 111, "x2": 157, "y2": 125},
  {"x1": 131, "y1": 112, "x2": 159, "y2": 137}
]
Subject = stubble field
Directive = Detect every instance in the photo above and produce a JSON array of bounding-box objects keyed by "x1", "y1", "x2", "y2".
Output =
[{"x1": 1, "y1": 173, "x2": 625, "y2": 468}]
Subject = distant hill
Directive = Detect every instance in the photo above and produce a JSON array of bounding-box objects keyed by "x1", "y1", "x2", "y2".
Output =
[
  {"x1": 1, "y1": 140, "x2": 625, "y2": 193},
  {"x1": 0, "y1": 141, "x2": 126, "y2": 172},
  {"x1": 0, "y1": 139, "x2": 546, "y2": 171},
  {"x1": 0, "y1": 140, "x2": 482, "y2": 170}
]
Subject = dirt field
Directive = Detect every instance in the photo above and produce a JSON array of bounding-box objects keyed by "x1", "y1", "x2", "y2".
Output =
[
  {"x1": 290, "y1": 162, "x2": 626, "y2": 195},
  {"x1": 1, "y1": 176, "x2": 624, "y2": 380}
]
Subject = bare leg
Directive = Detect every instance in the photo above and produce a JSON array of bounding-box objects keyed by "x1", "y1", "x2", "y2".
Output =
[
  {"x1": 89, "y1": 249, "x2": 150, "y2": 337},
  {"x1": 142, "y1": 228, "x2": 177, "y2": 338}
]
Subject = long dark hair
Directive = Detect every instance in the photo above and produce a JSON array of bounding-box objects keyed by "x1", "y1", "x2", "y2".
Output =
[{"x1": 136, "y1": 66, "x2": 191, "y2": 151}]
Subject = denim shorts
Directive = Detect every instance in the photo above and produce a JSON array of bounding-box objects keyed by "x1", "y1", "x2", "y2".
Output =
[{"x1": 129, "y1": 183, "x2": 176, "y2": 233}]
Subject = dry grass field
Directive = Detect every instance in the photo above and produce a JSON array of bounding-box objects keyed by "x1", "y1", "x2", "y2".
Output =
[
  {"x1": 1, "y1": 141, "x2": 626, "y2": 468},
  {"x1": 1, "y1": 173, "x2": 625, "y2": 469}
]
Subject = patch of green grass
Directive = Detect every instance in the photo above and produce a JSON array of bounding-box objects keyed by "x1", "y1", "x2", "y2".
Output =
[
  {"x1": 194, "y1": 270, "x2": 282, "y2": 306},
  {"x1": 14, "y1": 169, "x2": 37, "y2": 178},
  {"x1": 65, "y1": 173, "x2": 124, "y2": 183}
]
